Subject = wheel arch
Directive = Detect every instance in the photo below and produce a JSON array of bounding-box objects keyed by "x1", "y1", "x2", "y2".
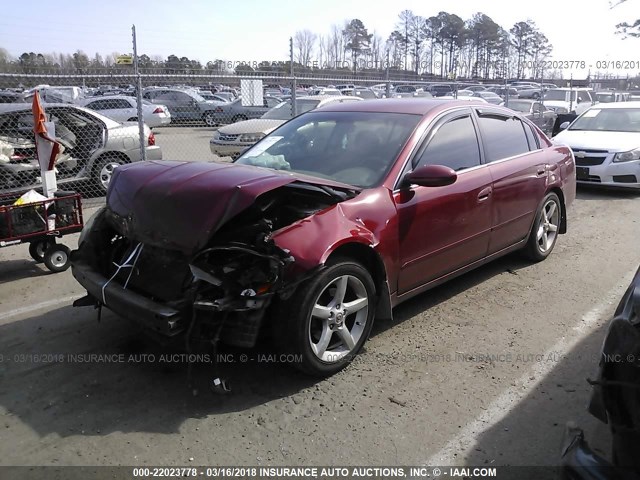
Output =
[
  {"x1": 92, "y1": 151, "x2": 131, "y2": 172},
  {"x1": 325, "y1": 242, "x2": 393, "y2": 322},
  {"x1": 548, "y1": 186, "x2": 567, "y2": 234}
]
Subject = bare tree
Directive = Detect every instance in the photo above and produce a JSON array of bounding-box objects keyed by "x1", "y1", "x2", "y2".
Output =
[
  {"x1": 294, "y1": 29, "x2": 317, "y2": 67},
  {"x1": 396, "y1": 10, "x2": 414, "y2": 71}
]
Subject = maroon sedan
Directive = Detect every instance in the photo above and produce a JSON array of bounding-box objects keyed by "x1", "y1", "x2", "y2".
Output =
[{"x1": 71, "y1": 99, "x2": 576, "y2": 376}]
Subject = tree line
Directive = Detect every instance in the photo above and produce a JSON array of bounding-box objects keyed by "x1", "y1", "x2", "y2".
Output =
[
  {"x1": 294, "y1": 11, "x2": 555, "y2": 79},
  {"x1": 0, "y1": 9, "x2": 557, "y2": 80}
]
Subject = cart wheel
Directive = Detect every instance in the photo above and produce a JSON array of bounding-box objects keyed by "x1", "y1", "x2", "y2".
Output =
[
  {"x1": 29, "y1": 239, "x2": 55, "y2": 263},
  {"x1": 43, "y1": 244, "x2": 71, "y2": 273}
]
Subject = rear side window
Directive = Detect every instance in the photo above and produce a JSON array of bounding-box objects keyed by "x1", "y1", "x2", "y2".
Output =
[
  {"x1": 414, "y1": 115, "x2": 481, "y2": 171},
  {"x1": 477, "y1": 114, "x2": 531, "y2": 162},
  {"x1": 523, "y1": 122, "x2": 539, "y2": 150}
]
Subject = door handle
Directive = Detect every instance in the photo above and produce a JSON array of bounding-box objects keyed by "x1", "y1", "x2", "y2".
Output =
[{"x1": 477, "y1": 187, "x2": 492, "y2": 202}]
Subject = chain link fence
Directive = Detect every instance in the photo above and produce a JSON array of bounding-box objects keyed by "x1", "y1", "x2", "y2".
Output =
[{"x1": 0, "y1": 70, "x2": 634, "y2": 202}]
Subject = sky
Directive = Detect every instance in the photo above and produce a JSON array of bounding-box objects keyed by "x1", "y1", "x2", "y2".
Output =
[{"x1": 1, "y1": 0, "x2": 639, "y2": 78}]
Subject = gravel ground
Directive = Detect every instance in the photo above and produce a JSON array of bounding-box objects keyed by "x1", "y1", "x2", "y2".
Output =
[{"x1": 0, "y1": 186, "x2": 638, "y2": 471}]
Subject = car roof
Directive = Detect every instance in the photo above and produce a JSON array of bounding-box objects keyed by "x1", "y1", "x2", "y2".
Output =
[
  {"x1": 82, "y1": 95, "x2": 134, "y2": 102},
  {"x1": 548, "y1": 87, "x2": 591, "y2": 91},
  {"x1": 0, "y1": 102, "x2": 101, "y2": 115},
  {"x1": 312, "y1": 98, "x2": 489, "y2": 115},
  {"x1": 295, "y1": 94, "x2": 360, "y2": 101},
  {"x1": 586, "y1": 101, "x2": 640, "y2": 109}
]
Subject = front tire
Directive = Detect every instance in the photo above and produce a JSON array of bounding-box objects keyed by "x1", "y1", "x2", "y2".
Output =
[
  {"x1": 278, "y1": 260, "x2": 376, "y2": 376},
  {"x1": 43, "y1": 244, "x2": 71, "y2": 273},
  {"x1": 523, "y1": 192, "x2": 562, "y2": 262},
  {"x1": 203, "y1": 112, "x2": 217, "y2": 127}
]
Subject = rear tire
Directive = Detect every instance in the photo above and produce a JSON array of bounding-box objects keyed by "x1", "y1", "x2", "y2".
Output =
[
  {"x1": 523, "y1": 192, "x2": 562, "y2": 262},
  {"x1": 275, "y1": 259, "x2": 376, "y2": 377},
  {"x1": 93, "y1": 155, "x2": 127, "y2": 195},
  {"x1": 29, "y1": 239, "x2": 55, "y2": 263},
  {"x1": 43, "y1": 244, "x2": 71, "y2": 273}
]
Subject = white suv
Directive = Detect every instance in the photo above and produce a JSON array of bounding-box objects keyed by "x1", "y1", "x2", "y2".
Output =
[{"x1": 542, "y1": 88, "x2": 595, "y2": 115}]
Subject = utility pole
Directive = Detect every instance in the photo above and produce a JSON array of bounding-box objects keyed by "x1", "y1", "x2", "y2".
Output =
[
  {"x1": 290, "y1": 37, "x2": 296, "y2": 118},
  {"x1": 132, "y1": 25, "x2": 146, "y2": 162}
]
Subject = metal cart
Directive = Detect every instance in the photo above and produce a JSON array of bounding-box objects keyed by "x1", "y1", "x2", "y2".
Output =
[{"x1": 0, "y1": 191, "x2": 84, "y2": 272}]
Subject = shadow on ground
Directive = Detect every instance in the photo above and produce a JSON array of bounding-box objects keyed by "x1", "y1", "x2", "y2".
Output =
[{"x1": 0, "y1": 253, "x2": 532, "y2": 440}]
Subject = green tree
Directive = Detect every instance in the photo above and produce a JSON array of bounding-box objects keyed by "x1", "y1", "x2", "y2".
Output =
[{"x1": 343, "y1": 19, "x2": 372, "y2": 73}]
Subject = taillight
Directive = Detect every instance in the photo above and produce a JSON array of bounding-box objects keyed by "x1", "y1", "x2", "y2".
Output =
[
  {"x1": 214, "y1": 107, "x2": 223, "y2": 112},
  {"x1": 148, "y1": 132, "x2": 156, "y2": 146},
  {"x1": 152, "y1": 107, "x2": 163, "y2": 114}
]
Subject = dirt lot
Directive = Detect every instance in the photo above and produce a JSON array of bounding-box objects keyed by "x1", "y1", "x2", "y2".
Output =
[{"x1": 0, "y1": 186, "x2": 639, "y2": 469}]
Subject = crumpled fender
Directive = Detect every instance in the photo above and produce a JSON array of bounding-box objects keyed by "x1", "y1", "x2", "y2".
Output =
[{"x1": 272, "y1": 188, "x2": 399, "y2": 286}]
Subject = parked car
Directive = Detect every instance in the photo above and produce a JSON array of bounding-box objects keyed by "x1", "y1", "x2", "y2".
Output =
[
  {"x1": 198, "y1": 90, "x2": 227, "y2": 102},
  {"x1": 210, "y1": 95, "x2": 363, "y2": 159},
  {"x1": 80, "y1": 95, "x2": 171, "y2": 128},
  {"x1": 512, "y1": 85, "x2": 543, "y2": 100},
  {"x1": 425, "y1": 84, "x2": 454, "y2": 97},
  {"x1": 203, "y1": 95, "x2": 283, "y2": 125},
  {"x1": 439, "y1": 95, "x2": 488, "y2": 103},
  {"x1": 0, "y1": 103, "x2": 161, "y2": 194},
  {"x1": 340, "y1": 87, "x2": 380, "y2": 99},
  {"x1": 142, "y1": 88, "x2": 227, "y2": 126},
  {"x1": 553, "y1": 102, "x2": 640, "y2": 189},
  {"x1": 390, "y1": 85, "x2": 432, "y2": 98},
  {"x1": 72, "y1": 99, "x2": 575, "y2": 376},
  {"x1": 595, "y1": 91, "x2": 630, "y2": 103},
  {"x1": 209, "y1": 92, "x2": 234, "y2": 103},
  {"x1": 503, "y1": 99, "x2": 557, "y2": 135},
  {"x1": 308, "y1": 88, "x2": 343, "y2": 96},
  {"x1": 22, "y1": 86, "x2": 85, "y2": 104},
  {"x1": 0, "y1": 90, "x2": 23, "y2": 103},
  {"x1": 471, "y1": 91, "x2": 503, "y2": 104},
  {"x1": 487, "y1": 86, "x2": 520, "y2": 100},
  {"x1": 543, "y1": 88, "x2": 595, "y2": 115},
  {"x1": 464, "y1": 85, "x2": 488, "y2": 92}
]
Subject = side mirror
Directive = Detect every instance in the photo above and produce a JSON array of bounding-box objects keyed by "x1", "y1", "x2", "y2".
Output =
[
  {"x1": 403, "y1": 164, "x2": 457, "y2": 188},
  {"x1": 559, "y1": 121, "x2": 571, "y2": 131}
]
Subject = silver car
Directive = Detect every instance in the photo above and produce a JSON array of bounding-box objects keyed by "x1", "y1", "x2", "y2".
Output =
[
  {"x1": 80, "y1": 95, "x2": 171, "y2": 128},
  {"x1": 210, "y1": 95, "x2": 362, "y2": 159},
  {"x1": 553, "y1": 102, "x2": 640, "y2": 189},
  {"x1": 0, "y1": 103, "x2": 162, "y2": 195}
]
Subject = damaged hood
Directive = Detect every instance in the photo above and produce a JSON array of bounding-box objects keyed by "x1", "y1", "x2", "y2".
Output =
[{"x1": 106, "y1": 160, "x2": 356, "y2": 253}]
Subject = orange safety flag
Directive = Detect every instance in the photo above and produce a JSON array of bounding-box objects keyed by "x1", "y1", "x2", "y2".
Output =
[{"x1": 32, "y1": 90, "x2": 60, "y2": 171}]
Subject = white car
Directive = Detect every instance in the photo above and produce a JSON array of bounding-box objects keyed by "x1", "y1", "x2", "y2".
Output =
[
  {"x1": 542, "y1": 88, "x2": 595, "y2": 115},
  {"x1": 553, "y1": 102, "x2": 640, "y2": 189},
  {"x1": 80, "y1": 95, "x2": 171, "y2": 128},
  {"x1": 210, "y1": 95, "x2": 362, "y2": 159}
]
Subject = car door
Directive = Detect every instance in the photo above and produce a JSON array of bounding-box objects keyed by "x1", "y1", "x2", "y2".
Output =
[
  {"x1": 172, "y1": 92, "x2": 200, "y2": 120},
  {"x1": 102, "y1": 98, "x2": 133, "y2": 123},
  {"x1": 529, "y1": 102, "x2": 545, "y2": 130},
  {"x1": 474, "y1": 108, "x2": 549, "y2": 254},
  {"x1": 395, "y1": 110, "x2": 493, "y2": 294}
]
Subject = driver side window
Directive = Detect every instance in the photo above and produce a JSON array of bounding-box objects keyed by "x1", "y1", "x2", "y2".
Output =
[{"x1": 414, "y1": 115, "x2": 481, "y2": 171}]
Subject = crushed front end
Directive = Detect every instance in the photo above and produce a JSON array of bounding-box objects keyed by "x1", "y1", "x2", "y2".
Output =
[{"x1": 71, "y1": 161, "x2": 355, "y2": 348}]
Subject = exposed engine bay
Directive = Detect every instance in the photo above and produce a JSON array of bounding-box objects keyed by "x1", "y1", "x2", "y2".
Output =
[{"x1": 73, "y1": 182, "x2": 354, "y2": 348}]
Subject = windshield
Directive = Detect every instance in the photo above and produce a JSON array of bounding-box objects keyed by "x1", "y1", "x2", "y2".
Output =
[
  {"x1": 236, "y1": 111, "x2": 421, "y2": 188},
  {"x1": 544, "y1": 90, "x2": 572, "y2": 101},
  {"x1": 188, "y1": 91, "x2": 206, "y2": 102},
  {"x1": 261, "y1": 99, "x2": 321, "y2": 120},
  {"x1": 507, "y1": 101, "x2": 532, "y2": 113},
  {"x1": 569, "y1": 108, "x2": 640, "y2": 132}
]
